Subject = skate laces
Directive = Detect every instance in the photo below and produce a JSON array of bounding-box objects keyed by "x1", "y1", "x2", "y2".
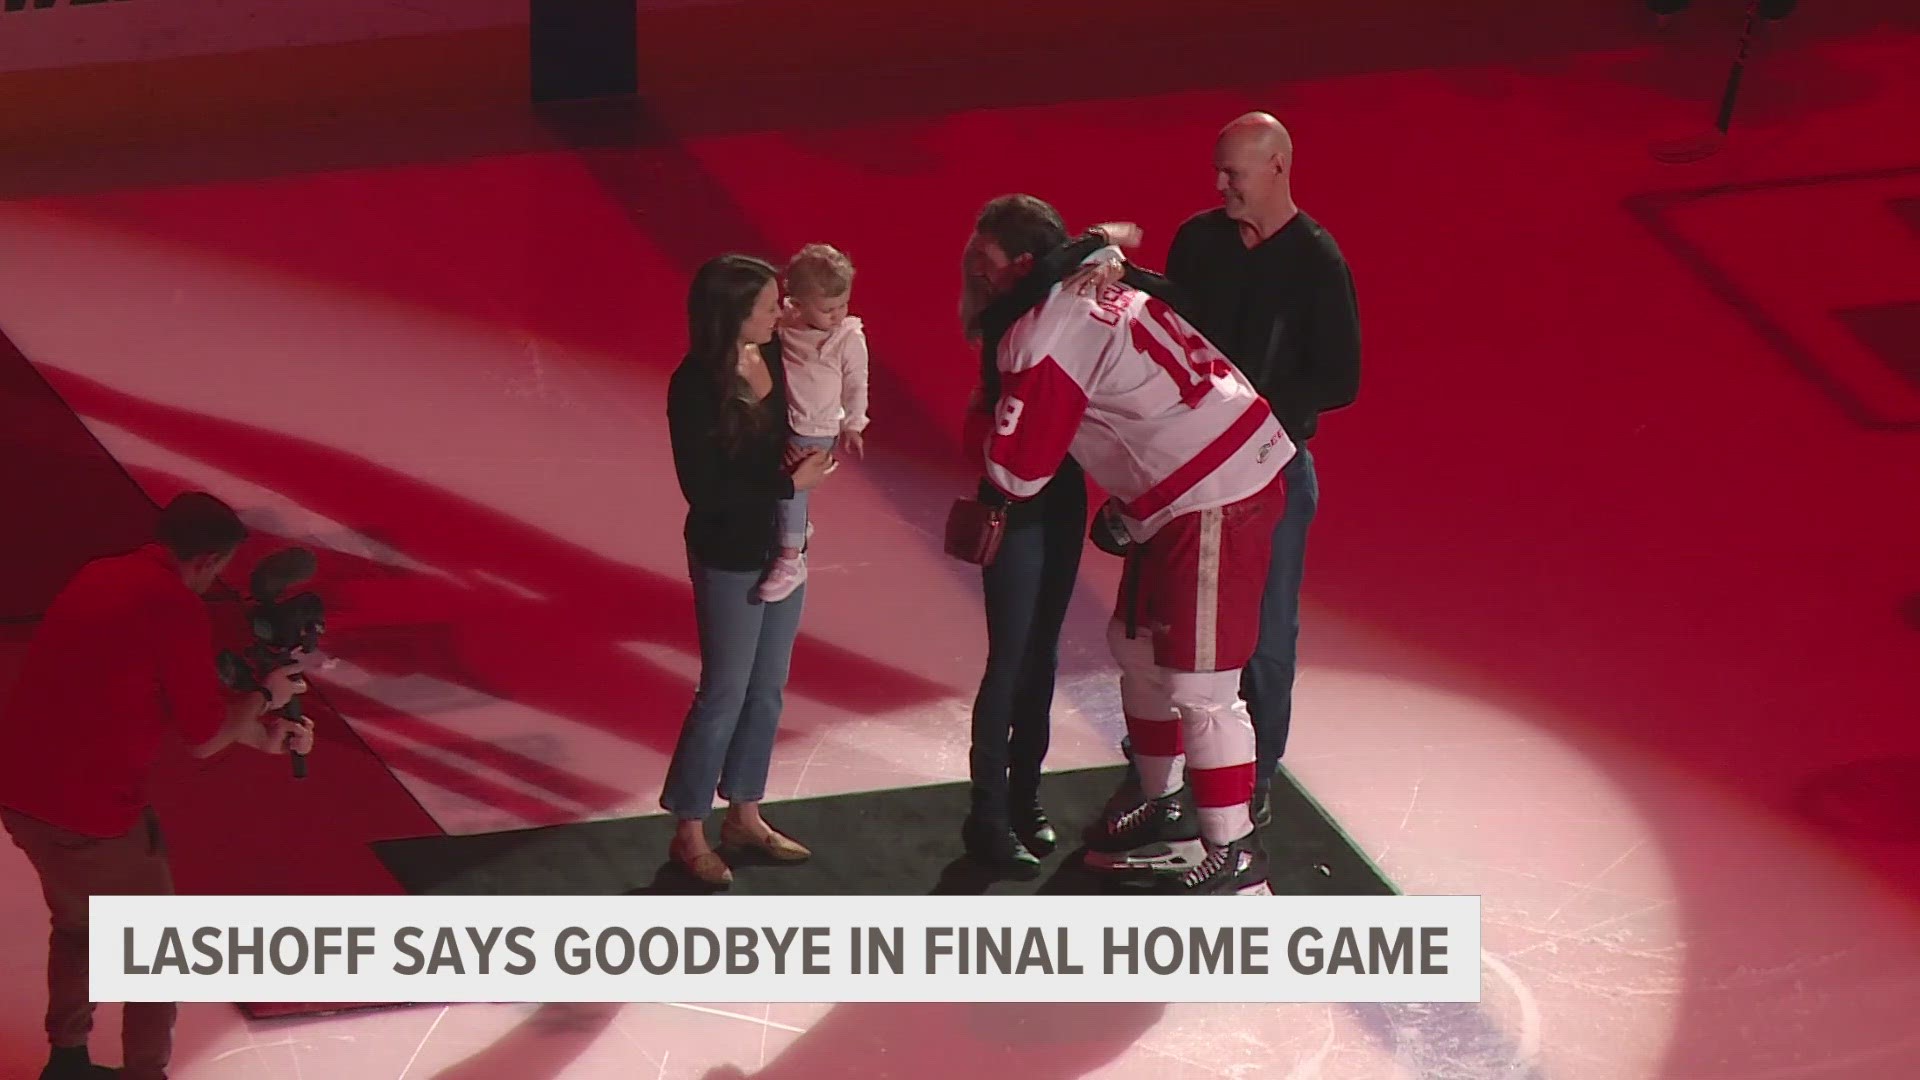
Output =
[
  {"x1": 1105, "y1": 797, "x2": 1161, "y2": 835},
  {"x1": 1180, "y1": 843, "x2": 1235, "y2": 888}
]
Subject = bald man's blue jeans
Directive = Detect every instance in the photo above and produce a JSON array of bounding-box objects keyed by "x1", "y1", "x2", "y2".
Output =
[{"x1": 1242, "y1": 446, "x2": 1318, "y2": 780}]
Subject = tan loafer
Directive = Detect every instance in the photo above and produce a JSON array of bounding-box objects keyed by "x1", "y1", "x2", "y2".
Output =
[
  {"x1": 669, "y1": 837, "x2": 733, "y2": 887},
  {"x1": 721, "y1": 819, "x2": 811, "y2": 862}
]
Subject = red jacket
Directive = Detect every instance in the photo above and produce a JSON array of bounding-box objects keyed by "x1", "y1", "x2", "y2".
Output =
[{"x1": 0, "y1": 545, "x2": 228, "y2": 837}]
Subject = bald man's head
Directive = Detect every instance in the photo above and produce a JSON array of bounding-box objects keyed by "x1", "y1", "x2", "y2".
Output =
[
  {"x1": 1213, "y1": 112, "x2": 1293, "y2": 225},
  {"x1": 1219, "y1": 112, "x2": 1291, "y2": 160}
]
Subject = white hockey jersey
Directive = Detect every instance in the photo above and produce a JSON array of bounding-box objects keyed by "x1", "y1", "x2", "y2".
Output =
[{"x1": 983, "y1": 260, "x2": 1295, "y2": 540}]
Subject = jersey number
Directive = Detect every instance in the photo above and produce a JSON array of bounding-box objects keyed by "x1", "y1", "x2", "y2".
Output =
[{"x1": 1129, "y1": 298, "x2": 1232, "y2": 408}]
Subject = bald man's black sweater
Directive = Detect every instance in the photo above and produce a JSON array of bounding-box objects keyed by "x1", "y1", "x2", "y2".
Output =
[{"x1": 1166, "y1": 208, "x2": 1360, "y2": 443}]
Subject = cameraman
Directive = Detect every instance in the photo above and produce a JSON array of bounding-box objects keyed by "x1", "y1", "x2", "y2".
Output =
[{"x1": 0, "y1": 492, "x2": 312, "y2": 1080}]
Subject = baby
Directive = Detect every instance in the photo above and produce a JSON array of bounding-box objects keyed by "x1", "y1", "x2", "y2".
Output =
[{"x1": 759, "y1": 243, "x2": 869, "y2": 602}]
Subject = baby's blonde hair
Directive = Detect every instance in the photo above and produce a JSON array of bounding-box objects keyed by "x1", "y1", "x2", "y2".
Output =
[{"x1": 785, "y1": 243, "x2": 855, "y2": 299}]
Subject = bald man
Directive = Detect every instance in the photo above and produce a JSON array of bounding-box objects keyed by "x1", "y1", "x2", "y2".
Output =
[{"x1": 1159, "y1": 112, "x2": 1361, "y2": 825}]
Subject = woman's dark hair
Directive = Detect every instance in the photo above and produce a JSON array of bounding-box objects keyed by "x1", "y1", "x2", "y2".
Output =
[
  {"x1": 972, "y1": 229, "x2": 1106, "y2": 400},
  {"x1": 687, "y1": 253, "x2": 780, "y2": 450},
  {"x1": 973, "y1": 194, "x2": 1069, "y2": 264},
  {"x1": 967, "y1": 195, "x2": 1073, "y2": 398},
  {"x1": 155, "y1": 491, "x2": 247, "y2": 561}
]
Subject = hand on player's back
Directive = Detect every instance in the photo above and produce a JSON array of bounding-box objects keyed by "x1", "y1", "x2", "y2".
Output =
[
  {"x1": 1064, "y1": 254, "x2": 1127, "y2": 298},
  {"x1": 1091, "y1": 221, "x2": 1144, "y2": 248}
]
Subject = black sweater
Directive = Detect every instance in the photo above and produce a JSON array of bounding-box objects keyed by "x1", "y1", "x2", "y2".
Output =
[
  {"x1": 1166, "y1": 209, "x2": 1361, "y2": 443},
  {"x1": 668, "y1": 343, "x2": 797, "y2": 571}
]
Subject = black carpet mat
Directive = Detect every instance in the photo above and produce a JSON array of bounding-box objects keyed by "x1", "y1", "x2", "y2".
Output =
[{"x1": 372, "y1": 766, "x2": 1395, "y2": 897}]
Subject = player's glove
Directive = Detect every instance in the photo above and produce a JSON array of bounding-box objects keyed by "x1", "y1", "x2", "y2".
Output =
[{"x1": 1090, "y1": 499, "x2": 1134, "y2": 558}]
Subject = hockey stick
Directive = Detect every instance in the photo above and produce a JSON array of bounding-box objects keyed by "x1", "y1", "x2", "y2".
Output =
[{"x1": 1652, "y1": 0, "x2": 1762, "y2": 164}]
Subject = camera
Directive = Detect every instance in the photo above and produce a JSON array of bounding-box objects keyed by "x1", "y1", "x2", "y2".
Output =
[{"x1": 216, "y1": 547, "x2": 324, "y2": 778}]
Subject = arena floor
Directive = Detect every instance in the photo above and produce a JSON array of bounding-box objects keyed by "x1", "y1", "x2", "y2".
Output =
[{"x1": 2, "y1": 2, "x2": 1918, "y2": 1076}]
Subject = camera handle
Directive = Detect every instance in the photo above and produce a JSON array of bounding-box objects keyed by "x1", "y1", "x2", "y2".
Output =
[{"x1": 281, "y1": 693, "x2": 308, "y2": 780}]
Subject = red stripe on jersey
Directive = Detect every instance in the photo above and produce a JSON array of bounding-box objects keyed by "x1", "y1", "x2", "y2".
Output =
[
  {"x1": 1121, "y1": 397, "x2": 1273, "y2": 521},
  {"x1": 986, "y1": 355, "x2": 1088, "y2": 496}
]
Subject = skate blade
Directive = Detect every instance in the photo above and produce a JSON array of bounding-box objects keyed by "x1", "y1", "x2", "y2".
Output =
[{"x1": 1083, "y1": 839, "x2": 1205, "y2": 872}]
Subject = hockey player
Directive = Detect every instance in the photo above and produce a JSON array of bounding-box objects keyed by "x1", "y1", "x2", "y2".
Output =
[{"x1": 962, "y1": 195, "x2": 1293, "y2": 895}]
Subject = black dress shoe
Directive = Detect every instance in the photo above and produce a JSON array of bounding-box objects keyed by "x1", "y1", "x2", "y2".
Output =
[
  {"x1": 963, "y1": 814, "x2": 1040, "y2": 870},
  {"x1": 1011, "y1": 798, "x2": 1057, "y2": 856}
]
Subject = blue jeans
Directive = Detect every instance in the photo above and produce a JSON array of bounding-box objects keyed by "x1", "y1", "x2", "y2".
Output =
[
  {"x1": 969, "y1": 460, "x2": 1086, "y2": 815},
  {"x1": 659, "y1": 554, "x2": 806, "y2": 819},
  {"x1": 1241, "y1": 446, "x2": 1318, "y2": 779},
  {"x1": 775, "y1": 434, "x2": 837, "y2": 550}
]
